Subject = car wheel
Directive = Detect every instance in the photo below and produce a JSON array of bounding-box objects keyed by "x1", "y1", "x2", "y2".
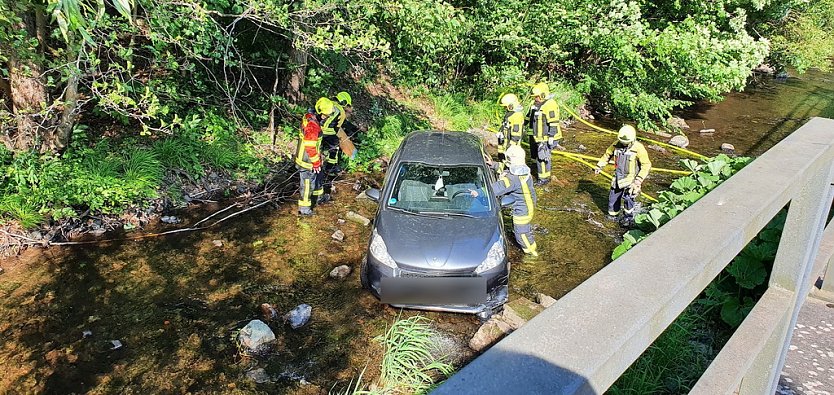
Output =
[{"x1": 360, "y1": 255, "x2": 370, "y2": 290}]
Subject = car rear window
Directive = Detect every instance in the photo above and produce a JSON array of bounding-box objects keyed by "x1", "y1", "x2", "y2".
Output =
[{"x1": 386, "y1": 163, "x2": 492, "y2": 215}]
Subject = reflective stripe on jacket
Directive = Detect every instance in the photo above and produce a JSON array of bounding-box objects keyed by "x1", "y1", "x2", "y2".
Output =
[
  {"x1": 500, "y1": 108, "x2": 525, "y2": 145},
  {"x1": 492, "y1": 165, "x2": 536, "y2": 225},
  {"x1": 596, "y1": 141, "x2": 652, "y2": 189},
  {"x1": 321, "y1": 107, "x2": 341, "y2": 136},
  {"x1": 528, "y1": 98, "x2": 561, "y2": 141},
  {"x1": 295, "y1": 113, "x2": 322, "y2": 169}
]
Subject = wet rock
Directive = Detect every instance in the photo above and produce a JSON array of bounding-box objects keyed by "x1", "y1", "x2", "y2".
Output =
[
  {"x1": 283, "y1": 304, "x2": 312, "y2": 329},
  {"x1": 428, "y1": 331, "x2": 471, "y2": 367},
  {"x1": 536, "y1": 293, "x2": 558, "y2": 308},
  {"x1": 212, "y1": 239, "x2": 223, "y2": 247},
  {"x1": 501, "y1": 297, "x2": 545, "y2": 330},
  {"x1": 652, "y1": 130, "x2": 673, "y2": 138},
  {"x1": 669, "y1": 135, "x2": 690, "y2": 148},
  {"x1": 90, "y1": 228, "x2": 106, "y2": 237},
  {"x1": 647, "y1": 144, "x2": 667, "y2": 153},
  {"x1": 699, "y1": 128, "x2": 716, "y2": 135},
  {"x1": 331, "y1": 230, "x2": 345, "y2": 242},
  {"x1": 82, "y1": 329, "x2": 93, "y2": 339},
  {"x1": 469, "y1": 317, "x2": 513, "y2": 352},
  {"x1": 246, "y1": 368, "x2": 272, "y2": 384},
  {"x1": 346, "y1": 211, "x2": 370, "y2": 226},
  {"x1": 754, "y1": 63, "x2": 776, "y2": 74},
  {"x1": 721, "y1": 143, "x2": 735, "y2": 153},
  {"x1": 110, "y1": 340, "x2": 123, "y2": 350},
  {"x1": 329, "y1": 265, "x2": 351, "y2": 279},
  {"x1": 667, "y1": 116, "x2": 690, "y2": 130},
  {"x1": 260, "y1": 303, "x2": 278, "y2": 321},
  {"x1": 355, "y1": 191, "x2": 371, "y2": 200},
  {"x1": 238, "y1": 319, "x2": 276, "y2": 353},
  {"x1": 577, "y1": 144, "x2": 587, "y2": 152},
  {"x1": 469, "y1": 128, "x2": 498, "y2": 147},
  {"x1": 160, "y1": 216, "x2": 180, "y2": 224},
  {"x1": 337, "y1": 218, "x2": 346, "y2": 225}
]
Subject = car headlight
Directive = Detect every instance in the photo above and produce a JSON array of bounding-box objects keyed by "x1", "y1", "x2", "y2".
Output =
[
  {"x1": 370, "y1": 229, "x2": 397, "y2": 269},
  {"x1": 475, "y1": 238, "x2": 505, "y2": 274}
]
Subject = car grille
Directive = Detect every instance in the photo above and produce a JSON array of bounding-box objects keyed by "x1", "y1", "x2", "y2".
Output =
[{"x1": 397, "y1": 268, "x2": 475, "y2": 278}]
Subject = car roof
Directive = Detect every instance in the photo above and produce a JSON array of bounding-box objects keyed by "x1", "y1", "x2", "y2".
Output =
[{"x1": 396, "y1": 130, "x2": 485, "y2": 166}]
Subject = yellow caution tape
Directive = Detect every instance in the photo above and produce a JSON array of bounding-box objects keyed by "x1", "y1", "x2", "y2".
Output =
[
  {"x1": 556, "y1": 151, "x2": 691, "y2": 176},
  {"x1": 552, "y1": 150, "x2": 658, "y2": 202},
  {"x1": 556, "y1": 103, "x2": 709, "y2": 161}
]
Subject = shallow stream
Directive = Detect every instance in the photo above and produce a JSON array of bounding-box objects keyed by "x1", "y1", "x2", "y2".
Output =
[{"x1": 1, "y1": 70, "x2": 832, "y2": 393}]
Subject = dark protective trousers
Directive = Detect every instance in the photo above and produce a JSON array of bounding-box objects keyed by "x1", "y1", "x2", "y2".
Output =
[
  {"x1": 608, "y1": 185, "x2": 635, "y2": 219},
  {"x1": 529, "y1": 136, "x2": 552, "y2": 180},
  {"x1": 513, "y1": 222, "x2": 537, "y2": 255},
  {"x1": 321, "y1": 135, "x2": 340, "y2": 193},
  {"x1": 298, "y1": 167, "x2": 325, "y2": 209}
]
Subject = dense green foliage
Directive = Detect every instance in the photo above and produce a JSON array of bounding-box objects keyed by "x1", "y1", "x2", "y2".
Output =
[{"x1": 2, "y1": 0, "x2": 831, "y2": 226}]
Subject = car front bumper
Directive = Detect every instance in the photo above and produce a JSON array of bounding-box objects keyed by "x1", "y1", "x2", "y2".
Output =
[{"x1": 364, "y1": 255, "x2": 509, "y2": 315}]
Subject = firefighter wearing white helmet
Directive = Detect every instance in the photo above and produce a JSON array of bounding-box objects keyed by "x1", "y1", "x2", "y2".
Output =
[
  {"x1": 594, "y1": 124, "x2": 652, "y2": 227},
  {"x1": 495, "y1": 93, "x2": 525, "y2": 172},
  {"x1": 528, "y1": 82, "x2": 563, "y2": 185},
  {"x1": 473, "y1": 144, "x2": 538, "y2": 256}
]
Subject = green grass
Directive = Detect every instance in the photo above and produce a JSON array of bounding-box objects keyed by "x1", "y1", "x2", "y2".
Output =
[
  {"x1": 608, "y1": 307, "x2": 715, "y2": 394},
  {"x1": 334, "y1": 316, "x2": 453, "y2": 395}
]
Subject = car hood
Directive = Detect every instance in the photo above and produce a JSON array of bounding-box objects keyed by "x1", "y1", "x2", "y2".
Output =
[{"x1": 376, "y1": 210, "x2": 501, "y2": 272}]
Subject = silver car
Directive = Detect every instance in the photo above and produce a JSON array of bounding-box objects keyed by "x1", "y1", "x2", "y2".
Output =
[{"x1": 360, "y1": 131, "x2": 510, "y2": 319}]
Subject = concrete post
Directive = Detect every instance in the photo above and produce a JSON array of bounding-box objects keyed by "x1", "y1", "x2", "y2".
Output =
[{"x1": 740, "y1": 162, "x2": 834, "y2": 395}]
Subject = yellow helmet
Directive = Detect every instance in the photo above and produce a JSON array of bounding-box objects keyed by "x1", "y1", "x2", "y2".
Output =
[
  {"x1": 618, "y1": 125, "x2": 637, "y2": 144},
  {"x1": 315, "y1": 97, "x2": 334, "y2": 115},
  {"x1": 499, "y1": 93, "x2": 519, "y2": 109},
  {"x1": 336, "y1": 91, "x2": 352, "y2": 106},
  {"x1": 505, "y1": 144, "x2": 526, "y2": 166},
  {"x1": 531, "y1": 83, "x2": 550, "y2": 99}
]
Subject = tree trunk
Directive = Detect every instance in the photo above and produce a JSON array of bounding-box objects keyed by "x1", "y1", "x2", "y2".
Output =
[
  {"x1": 269, "y1": 58, "x2": 280, "y2": 145},
  {"x1": 5, "y1": 10, "x2": 46, "y2": 152},
  {"x1": 43, "y1": 35, "x2": 80, "y2": 153},
  {"x1": 0, "y1": 77, "x2": 12, "y2": 113},
  {"x1": 7, "y1": 57, "x2": 46, "y2": 151},
  {"x1": 283, "y1": 42, "x2": 308, "y2": 104}
]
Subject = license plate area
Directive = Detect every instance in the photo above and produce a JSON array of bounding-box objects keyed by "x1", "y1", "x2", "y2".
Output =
[{"x1": 381, "y1": 276, "x2": 487, "y2": 305}]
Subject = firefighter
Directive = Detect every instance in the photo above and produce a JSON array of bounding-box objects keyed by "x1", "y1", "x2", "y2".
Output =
[
  {"x1": 496, "y1": 93, "x2": 525, "y2": 173},
  {"x1": 296, "y1": 98, "x2": 332, "y2": 215},
  {"x1": 334, "y1": 91, "x2": 360, "y2": 139},
  {"x1": 471, "y1": 144, "x2": 538, "y2": 256},
  {"x1": 317, "y1": 97, "x2": 341, "y2": 204},
  {"x1": 594, "y1": 125, "x2": 652, "y2": 228},
  {"x1": 528, "y1": 82, "x2": 563, "y2": 185}
]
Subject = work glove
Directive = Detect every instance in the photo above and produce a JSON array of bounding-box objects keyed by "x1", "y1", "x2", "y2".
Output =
[
  {"x1": 496, "y1": 132, "x2": 505, "y2": 146},
  {"x1": 312, "y1": 163, "x2": 322, "y2": 173},
  {"x1": 629, "y1": 179, "x2": 643, "y2": 197}
]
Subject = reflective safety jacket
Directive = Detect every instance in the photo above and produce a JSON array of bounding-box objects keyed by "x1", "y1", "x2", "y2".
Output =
[
  {"x1": 334, "y1": 103, "x2": 347, "y2": 131},
  {"x1": 499, "y1": 106, "x2": 525, "y2": 148},
  {"x1": 596, "y1": 141, "x2": 652, "y2": 189},
  {"x1": 295, "y1": 112, "x2": 322, "y2": 170},
  {"x1": 321, "y1": 106, "x2": 341, "y2": 136},
  {"x1": 528, "y1": 97, "x2": 561, "y2": 142},
  {"x1": 492, "y1": 165, "x2": 536, "y2": 225}
]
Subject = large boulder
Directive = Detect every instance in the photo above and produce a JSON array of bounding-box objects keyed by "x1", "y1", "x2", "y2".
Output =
[
  {"x1": 669, "y1": 135, "x2": 690, "y2": 148},
  {"x1": 502, "y1": 297, "x2": 545, "y2": 330},
  {"x1": 667, "y1": 117, "x2": 690, "y2": 130},
  {"x1": 238, "y1": 320, "x2": 276, "y2": 354},
  {"x1": 469, "y1": 317, "x2": 513, "y2": 352}
]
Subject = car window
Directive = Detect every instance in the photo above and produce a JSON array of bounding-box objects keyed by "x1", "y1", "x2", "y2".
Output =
[{"x1": 386, "y1": 163, "x2": 492, "y2": 215}]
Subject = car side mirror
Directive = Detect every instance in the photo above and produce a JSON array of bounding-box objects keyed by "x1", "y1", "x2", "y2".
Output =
[
  {"x1": 500, "y1": 195, "x2": 514, "y2": 208},
  {"x1": 366, "y1": 188, "x2": 381, "y2": 203}
]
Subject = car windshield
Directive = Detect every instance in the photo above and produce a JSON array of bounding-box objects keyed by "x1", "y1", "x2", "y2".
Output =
[{"x1": 386, "y1": 163, "x2": 492, "y2": 215}]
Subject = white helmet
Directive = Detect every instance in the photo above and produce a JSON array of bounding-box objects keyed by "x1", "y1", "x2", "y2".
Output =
[
  {"x1": 618, "y1": 125, "x2": 637, "y2": 144},
  {"x1": 505, "y1": 144, "x2": 526, "y2": 166}
]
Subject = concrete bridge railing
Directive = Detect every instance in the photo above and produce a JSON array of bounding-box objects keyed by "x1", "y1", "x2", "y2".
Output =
[{"x1": 434, "y1": 117, "x2": 834, "y2": 395}]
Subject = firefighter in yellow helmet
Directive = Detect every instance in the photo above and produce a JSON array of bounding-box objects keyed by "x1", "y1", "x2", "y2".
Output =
[
  {"x1": 594, "y1": 125, "x2": 652, "y2": 227},
  {"x1": 295, "y1": 98, "x2": 331, "y2": 215},
  {"x1": 471, "y1": 144, "x2": 538, "y2": 256},
  {"x1": 316, "y1": 96, "x2": 342, "y2": 204},
  {"x1": 496, "y1": 93, "x2": 525, "y2": 172},
  {"x1": 528, "y1": 82, "x2": 563, "y2": 185}
]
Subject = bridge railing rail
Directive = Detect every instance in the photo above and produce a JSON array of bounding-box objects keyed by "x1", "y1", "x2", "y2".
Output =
[{"x1": 435, "y1": 117, "x2": 834, "y2": 395}]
